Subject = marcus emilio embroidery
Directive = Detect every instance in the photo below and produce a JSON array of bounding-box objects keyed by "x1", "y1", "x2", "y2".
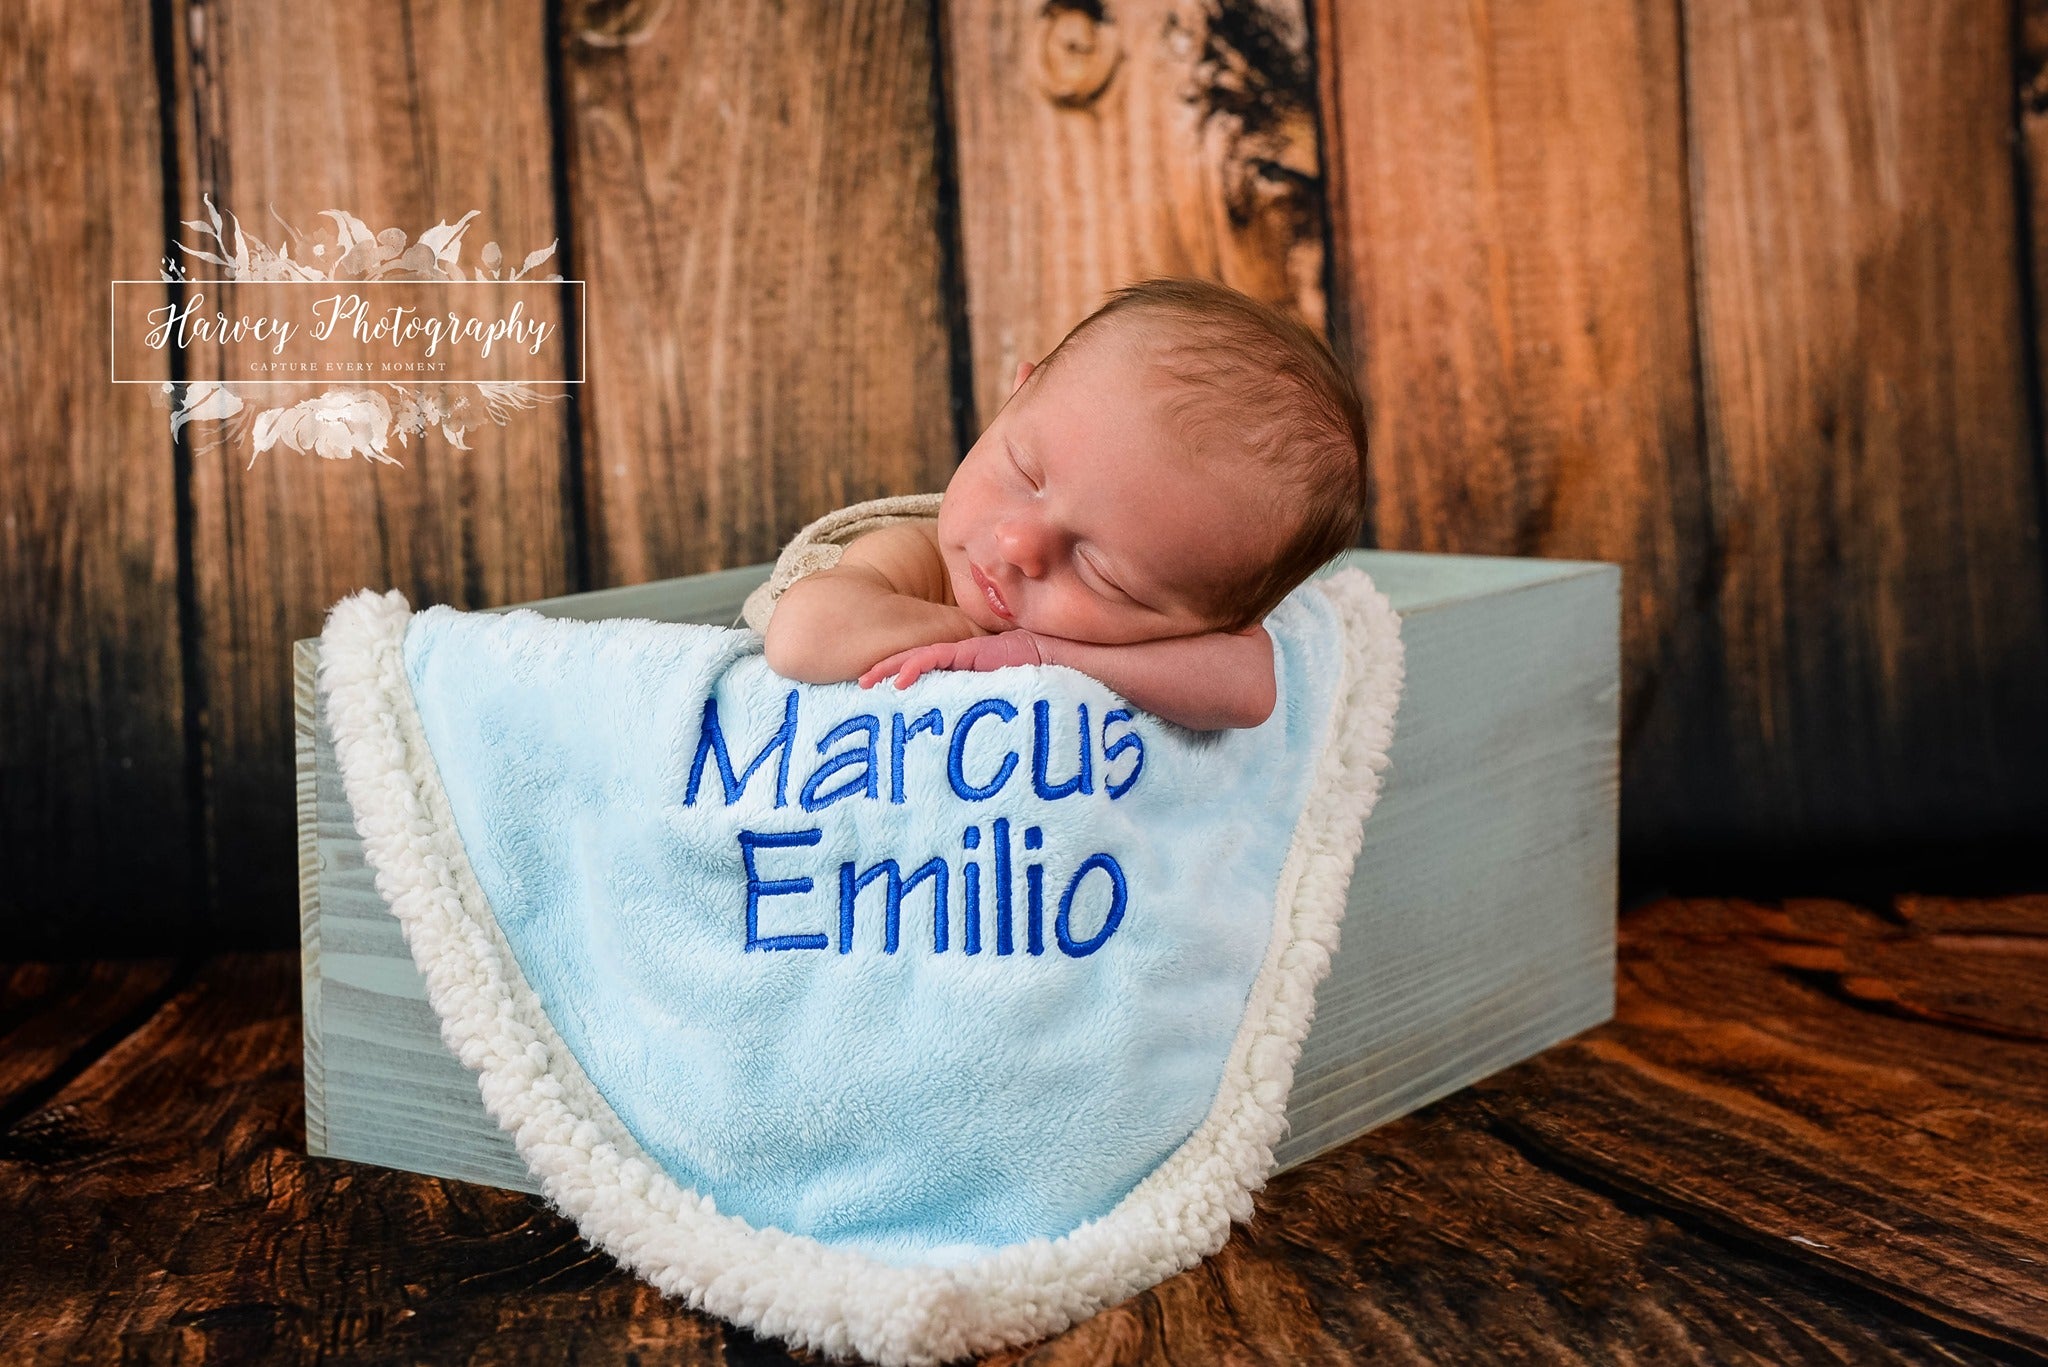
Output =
[{"x1": 684, "y1": 688, "x2": 1147, "y2": 958}]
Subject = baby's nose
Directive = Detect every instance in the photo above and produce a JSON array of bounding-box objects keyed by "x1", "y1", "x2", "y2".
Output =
[{"x1": 995, "y1": 520, "x2": 1050, "y2": 577}]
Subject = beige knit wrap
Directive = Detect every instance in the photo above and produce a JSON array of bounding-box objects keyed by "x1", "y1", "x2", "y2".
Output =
[{"x1": 738, "y1": 491, "x2": 945, "y2": 634}]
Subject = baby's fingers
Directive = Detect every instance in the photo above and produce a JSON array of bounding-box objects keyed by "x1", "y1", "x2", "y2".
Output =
[
  {"x1": 860, "y1": 647, "x2": 929, "y2": 688},
  {"x1": 859, "y1": 652, "x2": 913, "y2": 688},
  {"x1": 891, "y1": 655, "x2": 935, "y2": 688}
]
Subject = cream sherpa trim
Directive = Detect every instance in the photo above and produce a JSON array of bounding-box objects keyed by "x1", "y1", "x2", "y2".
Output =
[{"x1": 316, "y1": 565, "x2": 1404, "y2": 1366}]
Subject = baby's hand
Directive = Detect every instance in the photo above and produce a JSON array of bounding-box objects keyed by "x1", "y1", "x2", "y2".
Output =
[{"x1": 859, "y1": 629, "x2": 1045, "y2": 689}]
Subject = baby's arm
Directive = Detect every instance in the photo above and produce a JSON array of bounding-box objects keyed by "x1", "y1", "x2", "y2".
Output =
[
  {"x1": 862, "y1": 625, "x2": 1277, "y2": 732},
  {"x1": 1037, "y1": 627, "x2": 1275, "y2": 731},
  {"x1": 761, "y1": 523, "x2": 989, "y2": 683}
]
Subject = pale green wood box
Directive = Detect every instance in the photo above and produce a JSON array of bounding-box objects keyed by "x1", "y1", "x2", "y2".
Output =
[{"x1": 294, "y1": 549, "x2": 1619, "y2": 1190}]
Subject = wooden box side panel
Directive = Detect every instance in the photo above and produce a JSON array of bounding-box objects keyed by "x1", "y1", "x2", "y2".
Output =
[
  {"x1": 305, "y1": 654, "x2": 539, "y2": 1193},
  {"x1": 1275, "y1": 567, "x2": 1620, "y2": 1167}
]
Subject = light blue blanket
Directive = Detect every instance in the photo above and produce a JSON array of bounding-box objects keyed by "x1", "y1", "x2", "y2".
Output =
[{"x1": 319, "y1": 564, "x2": 1404, "y2": 1365}]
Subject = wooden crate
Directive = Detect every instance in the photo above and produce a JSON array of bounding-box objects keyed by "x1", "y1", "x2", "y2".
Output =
[{"x1": 296, "y1": 549, "x2": 1618, "y2": 1191}]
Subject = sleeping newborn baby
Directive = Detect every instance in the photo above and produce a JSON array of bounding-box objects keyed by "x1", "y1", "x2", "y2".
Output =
[{"x1": 762, "y1": 277, "x2": 1368, "y2": 732}]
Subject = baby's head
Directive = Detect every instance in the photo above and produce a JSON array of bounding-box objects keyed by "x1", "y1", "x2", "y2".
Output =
[{"x1": 937, "y1": 277, "x2": 1367, "y2": 645}]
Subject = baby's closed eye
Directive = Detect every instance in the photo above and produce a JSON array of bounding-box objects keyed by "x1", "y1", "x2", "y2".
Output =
[{"x1": 1077, "y1": 551, "x2": 1125, "y2": 598}]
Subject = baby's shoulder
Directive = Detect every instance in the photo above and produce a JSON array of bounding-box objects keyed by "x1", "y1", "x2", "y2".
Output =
[{"x1": 834, "y1": 519, "x2": 951, "y2": 603}]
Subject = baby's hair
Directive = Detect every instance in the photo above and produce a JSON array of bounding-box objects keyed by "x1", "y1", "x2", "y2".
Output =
[{"x1": 1027, "y1": 277, "x2": 1369, "y2": 632}]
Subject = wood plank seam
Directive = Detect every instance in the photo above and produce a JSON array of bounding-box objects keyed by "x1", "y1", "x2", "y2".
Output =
[
  {"x1": 1477, "y1": 1111, "x2": 2048, "y2": 1363},
  {"x1": 0, "y1": 957, "x2": 205, "y2": 1139}
]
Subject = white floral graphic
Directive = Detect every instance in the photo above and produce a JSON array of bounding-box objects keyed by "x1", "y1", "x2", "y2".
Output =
[
  {"x1": 252, "y1": 389, "x2": 395, "y2": 463},
  {"x1": 152, "y1": 196, "x2": 567, "y2": 468}
]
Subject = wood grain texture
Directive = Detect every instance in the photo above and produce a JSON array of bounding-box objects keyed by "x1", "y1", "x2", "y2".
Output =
[
  {"x1": 1472, "y1": 894, "x2": 2048, "y2": 1359},
  {"x1": 1683, "y1": 0, "x2": 2048, "y2": 849},
  {"x1": 293, "y1": 551, "x2": 1620, "y2": 1194},
  {"x1": 0, "y1": 959, "x2": 193, "y2": 1128},
  {"x1": 944, "y1": 0, "x2": 1327, "y2": 428},
  {"x1": 1310, "y1": 0, "x2": 1716, "y2": 871},
  {"x1": 4, "y1": 894, "x2": 2038, "y2": 1363},
  {"x1": 0, "y1": 0, "x2": 195, "y2": 958},
  {"x1": 558, "y1": 0, "x2": 957, "y2": 587},
  {"x1": 1135, "y1": 1102, "x2": 2022, "y2": 1366},
  {"x1": 166, "y1": 0, "x2": 577, "y2": 946}
]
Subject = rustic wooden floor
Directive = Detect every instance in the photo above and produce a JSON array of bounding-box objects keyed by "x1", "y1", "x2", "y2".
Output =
[{"x1": 2, "y1": 893, "x2": 2041, "y2": 1365}]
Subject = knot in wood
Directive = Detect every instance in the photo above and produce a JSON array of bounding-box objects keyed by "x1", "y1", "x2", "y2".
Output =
[
  {"x1": 570, "y1": 0, "x2": 671, "y2": 48},
  {"x1": 1035, "y1": 1, "x2": 1122, "y2": 108}
]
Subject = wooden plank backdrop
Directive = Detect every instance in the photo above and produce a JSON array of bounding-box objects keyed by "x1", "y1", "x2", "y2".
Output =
[
  {"x1": 945, "y1": 0, "x2": 1327, "y2": 425},
  {"x1": 0, "y1": 0, "x2": 198, "y2": 954},
  {"x1": 1683, "y1": 0, "x2": 2048, "y2": 856},
  {"x1": 2, "y1": 0, "x2": 2046, "y2": 957},
  {"x1": 161, "y1": 0, "x2": 577, "y2": 942},
  {"x1": 1308, "y1": 0, "x2": 1717, "y2": 874},
  {"x1": 560, "y1": 0, "x2": 957, "y2": 584}
]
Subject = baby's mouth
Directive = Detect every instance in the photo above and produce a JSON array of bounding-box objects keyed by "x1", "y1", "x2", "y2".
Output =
[{"x1": 970, "y1": 562, "x2": 1014, "y2": 620}]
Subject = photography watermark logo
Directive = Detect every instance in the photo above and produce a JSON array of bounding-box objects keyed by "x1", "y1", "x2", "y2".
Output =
[{"x1": 112, "y1": 196, "x2": 584, "y2": 468}]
